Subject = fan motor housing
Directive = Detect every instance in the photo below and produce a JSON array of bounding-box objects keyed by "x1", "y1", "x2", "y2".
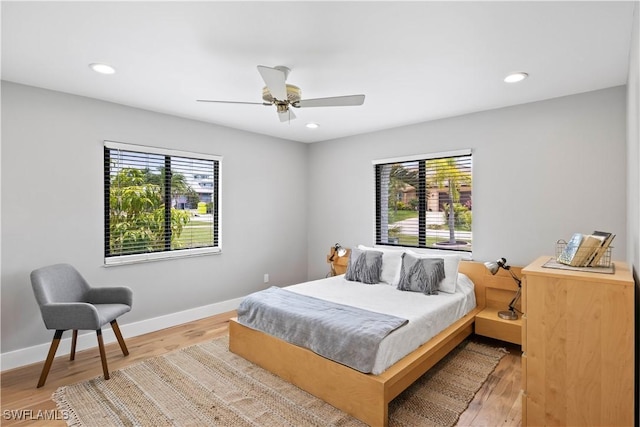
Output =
[{"x1": 262, "y1": 84, "x2": 301, "y2": 104}]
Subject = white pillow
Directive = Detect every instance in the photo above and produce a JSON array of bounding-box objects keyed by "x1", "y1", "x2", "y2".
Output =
[
  {"x1": 357, "y1": 245, "x2": 405, "y2": 286},
  {"x1": 406, "y1": 250, "x2": 462, "y2": 293}
]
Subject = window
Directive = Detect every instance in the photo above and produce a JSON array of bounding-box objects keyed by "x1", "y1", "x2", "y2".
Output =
[
  {"x1": 374, "y1": 149, "x2": 472, "y2": 252},
  {"x1": 104, "y1": 141, "x2": 222, "y2": 265}
]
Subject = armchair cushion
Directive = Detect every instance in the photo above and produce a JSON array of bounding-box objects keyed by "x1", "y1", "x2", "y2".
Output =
[
  {"x1": 40, "y1": 302, "x2": 131, "y2": 330},
  {"x1": 93, "y1": 304, "x2": 132, "y2": 326}
]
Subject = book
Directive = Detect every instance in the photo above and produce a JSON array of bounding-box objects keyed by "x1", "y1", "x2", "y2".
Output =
[
  {"x1": 587, "y1": 231, "x2": 615, "y2": 266},
  {"x1": 557, "y1": 233, "x2": 603, "y2": 267},
  {"x1": 574, "y1": 234, "x2": 603, "y2": 266},
  {"x1": 557, "y1": 233, "x2": 585, "y2": 266},
  {"x1": 583, "y1": 231, "x2": 609, "y2": 266},
  {"x1": 576, "y1": 234, "x2": 605, "y2": 266}
]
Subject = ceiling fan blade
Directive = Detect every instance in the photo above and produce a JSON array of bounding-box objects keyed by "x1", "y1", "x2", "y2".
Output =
[
  {"x1": 278, "y1": 108, "x2": 296, "y2": 122},
  {"x1": 257, "y1": 65, "x2": 288, "y2": 101},
  {"x1": 197, "y1": 99, "x2": 267, "y2": 105},
  {"x1": 295, "y1": 94, "x2": 365, "y2": 108}
]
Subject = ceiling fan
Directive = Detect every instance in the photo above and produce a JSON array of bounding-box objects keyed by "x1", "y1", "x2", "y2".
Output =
[{"x1": 197, "y1": 65, "x2": 365, "y2": 122}]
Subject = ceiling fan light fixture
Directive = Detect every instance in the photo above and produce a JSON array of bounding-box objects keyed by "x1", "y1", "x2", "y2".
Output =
[
  {"x1": 262, "y1": 84, "x2": 301, "y2": 104},
  {"x1": 504, "y1": 72, "x2": 528, "y2": 83},
  {"x1": 89, "y1": 63, "x2": 116, "y2": 75},
  {"x1": 306, "y1": 122, "x2": 319, "y2": 129}
]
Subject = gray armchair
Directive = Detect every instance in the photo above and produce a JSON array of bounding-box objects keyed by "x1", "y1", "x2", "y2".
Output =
[{"x1": 31, "y1": 263, "x2": 132, "y2": 387}]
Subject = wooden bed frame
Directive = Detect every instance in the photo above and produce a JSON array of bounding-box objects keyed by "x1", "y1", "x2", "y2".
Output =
[{"x1": 229, "y1": 261, "x2": 489, "y2": 427}]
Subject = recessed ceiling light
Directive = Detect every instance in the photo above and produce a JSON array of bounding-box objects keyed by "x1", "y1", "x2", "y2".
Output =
[
  {"x1": 89, "y1": 63, "x2": 116, "y2": 75},
  {"x1": 306, "y1": 123, "x2": 319, "y2": 129},
  {"x1": 504, "y1": 72, "x2": 528, "y2": 83}
]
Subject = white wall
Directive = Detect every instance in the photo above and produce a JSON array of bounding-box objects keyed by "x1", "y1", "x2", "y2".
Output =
[
  {"x1": 625, "y1": 3, "x2": 639, "y2": 423},
  {"x1": 1, "y1": 82, "x2": 309, "y2": 358},
  {"x1": 307, "y1": 87, "x2": 628, "y2": 279},
  {"x1": 627, "y1": 3, "x2": 639, "y2": 273}
]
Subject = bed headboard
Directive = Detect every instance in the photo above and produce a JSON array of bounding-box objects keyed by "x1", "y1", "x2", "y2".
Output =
[
  {"x1": 324, "y1": 248, "x2": 521, "y2": 311},
  {"x1": 459, "y1": 260, "x2": 522, "y2": 311}
]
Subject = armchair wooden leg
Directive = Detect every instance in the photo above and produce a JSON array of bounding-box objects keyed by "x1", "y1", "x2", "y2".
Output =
[
  {"x1": 96, "y1": 329, "x2": 109, "y2": 380},
  {"x1": 110, "y1": 320, "x2": 129, "y2": 356},
  {"x1": 37, "y1": 330, "x2": 63, "y2": 388},
  {"x1": 70, "y1": 330, "x2": 78, "y2": 361}
]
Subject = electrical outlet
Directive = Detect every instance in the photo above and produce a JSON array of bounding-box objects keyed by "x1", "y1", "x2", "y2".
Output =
[{"x1": 263, "y1": 273, "x2": 269, "y2": 283}]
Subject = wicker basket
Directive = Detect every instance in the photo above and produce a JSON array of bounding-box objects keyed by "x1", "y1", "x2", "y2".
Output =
[{"x1": 556, "y1": 239, "x2": 612, "y2": 268}]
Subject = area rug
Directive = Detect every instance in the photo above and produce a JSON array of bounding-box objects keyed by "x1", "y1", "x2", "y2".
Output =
[{"x1": 53, "y1": 336, "x2": 505, "y2": 427}]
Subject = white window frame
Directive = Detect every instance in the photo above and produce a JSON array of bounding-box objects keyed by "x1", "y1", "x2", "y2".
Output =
[
  {"x1": 372, "y1": 149, "x2": 472, "y2": 255},
  {"x1": 104, "y1": 141, "x2": 222, "y2": 266}
]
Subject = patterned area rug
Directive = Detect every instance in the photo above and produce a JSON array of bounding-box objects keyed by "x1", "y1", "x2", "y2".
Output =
[{"x1": 53, "y1": 336, "x2": 504, "y2": 427}]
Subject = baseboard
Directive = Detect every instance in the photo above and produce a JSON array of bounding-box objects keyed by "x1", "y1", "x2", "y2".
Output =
[{"x1": 0, "y1": 296, "x2": 243, "y2": 372}]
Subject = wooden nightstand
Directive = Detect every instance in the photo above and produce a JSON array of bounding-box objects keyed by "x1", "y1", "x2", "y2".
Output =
[
  {"x1": 473, "y1": 263, "x2": 523, "y2": 345},
  {"x1": 326, "y1": 247, "x2": 350, "y2": 276},
  {"x1": 475, "y1": 307, "x2": 522, "y2": 344}
]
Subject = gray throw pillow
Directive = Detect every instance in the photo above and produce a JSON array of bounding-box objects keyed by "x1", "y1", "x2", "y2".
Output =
[
  {"x1": 345, "y1": 248, "x2": 383, "y2": 284},
  {"x1": 397, "y1": 253, "x2": 445, "y2": 295}
]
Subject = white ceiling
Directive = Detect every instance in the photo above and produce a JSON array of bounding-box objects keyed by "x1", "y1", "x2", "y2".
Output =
[{"x1": 1, "y1": 1, "x2": 636, "y2": 143}]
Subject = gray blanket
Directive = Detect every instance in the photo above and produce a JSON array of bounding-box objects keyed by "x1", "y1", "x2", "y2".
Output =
[{"x1": 237, "y1": 286, "x2": 408, "y2": 373}]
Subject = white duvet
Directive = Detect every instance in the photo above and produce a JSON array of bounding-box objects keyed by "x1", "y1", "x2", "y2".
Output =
[{"x1": 285, "y1": 273, "x2": 476, "y2": 375}]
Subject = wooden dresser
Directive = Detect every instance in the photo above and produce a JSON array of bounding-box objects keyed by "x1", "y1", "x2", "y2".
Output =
[{"x1": 521, "y1": 256, "x2": 635, "y2": 426}]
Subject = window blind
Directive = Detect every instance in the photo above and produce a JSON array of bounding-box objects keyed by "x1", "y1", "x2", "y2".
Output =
[
  {"x1": 374, "y1": 150, "x2": 472, "y2": 252},
  {"x1": 104, "y1": 141, "x2": 221, "y2": 265}
]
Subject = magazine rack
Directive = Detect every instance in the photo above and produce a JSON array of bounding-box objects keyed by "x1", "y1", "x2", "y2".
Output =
[{"x1": 555, "y1": 239, "x2": 612, "y2": 267}]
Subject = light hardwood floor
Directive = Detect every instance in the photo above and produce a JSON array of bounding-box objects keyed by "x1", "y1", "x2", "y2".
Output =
[{"x1": 1, "y1": 312, "x2": 521, "y2": 426}]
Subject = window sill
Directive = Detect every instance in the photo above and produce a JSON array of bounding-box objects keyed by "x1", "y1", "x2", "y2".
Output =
[{"x1": 104, "y1": 247, "x2": 221, "y2": 266}]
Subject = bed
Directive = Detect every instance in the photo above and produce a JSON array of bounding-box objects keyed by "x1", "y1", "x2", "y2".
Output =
[{"x1": 229, "y1": 252, "x2": 489, "y2": 427}]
